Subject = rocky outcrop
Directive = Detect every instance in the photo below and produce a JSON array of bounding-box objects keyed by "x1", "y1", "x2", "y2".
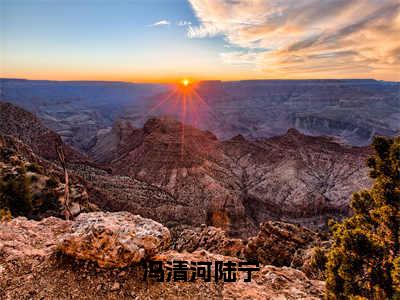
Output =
[
  {"x1": 0, "y1": 107, "x2": 365, "y2": 238},
  {"x1": 244, "y1": 221, "x2": 319, "y2": 267},
  {"x1": 58, "y1": 212, "x2": 171, "y2": 267},
  {"x1": 174, "y1": 225, "x2": 245, "y2": 257},
  {"x1": 0, "y1": 215, "x2": 325, "y2": 299},
  {"x1": 0, "y1": 101, "x2": 374, "y2": 237}
]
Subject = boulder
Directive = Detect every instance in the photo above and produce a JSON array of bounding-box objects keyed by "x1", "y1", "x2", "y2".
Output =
[{"x1": 58, "y1": 211, "x2": 171, "y2": 267}]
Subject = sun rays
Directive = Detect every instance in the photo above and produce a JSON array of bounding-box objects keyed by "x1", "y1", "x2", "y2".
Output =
[{"x1": 141, "y1": 79, "x2": 212, "y2": 160}]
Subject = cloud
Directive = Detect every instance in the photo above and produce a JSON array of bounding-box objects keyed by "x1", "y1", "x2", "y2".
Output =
[
  {"x1": 150, "y1": 20, "x2": 171, "y2": 27},
  {"x1": 187, "y1": 0, "x2": 400, "y2": 80}
]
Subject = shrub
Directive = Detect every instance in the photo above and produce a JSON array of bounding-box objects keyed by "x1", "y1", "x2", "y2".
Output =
[
  {"x1": 0, "y1": 170, "x2": 34, "y2": 217},
  {"x1": 0, "y1": 208, "x2": 12, "y2": 221},
  {"x1": 310, "y1": 247, "x2": 328, "y2": 278},
  {"x1": 26, "y1": 162, "x2": 43, "y2": 173},
  {"x1": 46, "y1": 177, "x2": 58, "y2": 188}
]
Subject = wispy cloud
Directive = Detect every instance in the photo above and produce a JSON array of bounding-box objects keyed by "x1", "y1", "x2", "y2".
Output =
[
  {"x1": 187, "y1": 0, "x2": 400, "y2": 80},
  {"x1": 149, "y1": 20, "x2": 171, "y2": 27}
]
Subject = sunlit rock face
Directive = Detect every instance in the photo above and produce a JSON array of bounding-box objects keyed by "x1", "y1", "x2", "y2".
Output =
[{"x1": 89, "y1": 116, "x2": 372, "y2": 237}]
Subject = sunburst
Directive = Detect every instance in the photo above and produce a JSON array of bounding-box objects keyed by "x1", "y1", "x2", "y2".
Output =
[{"x1": 142, "y1": 78, "x2": 213, "y2": 160}]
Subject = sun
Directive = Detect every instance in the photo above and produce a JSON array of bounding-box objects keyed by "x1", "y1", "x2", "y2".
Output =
[{"x1": 181, "y1": 79, "x2": 190, "y2": 87}]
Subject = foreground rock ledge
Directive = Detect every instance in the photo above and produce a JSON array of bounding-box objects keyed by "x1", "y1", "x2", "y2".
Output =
[
  {"x1": 58, "y1": 211, "x2": 171, "y2": 267},
  {"x1": 0, "y1": 216, "x2": 325, "y2": 299}
]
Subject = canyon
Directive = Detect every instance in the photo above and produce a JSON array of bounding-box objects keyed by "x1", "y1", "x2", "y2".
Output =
[{"x1": 1, "y1": 78, "x2": 397, "y2": 298}]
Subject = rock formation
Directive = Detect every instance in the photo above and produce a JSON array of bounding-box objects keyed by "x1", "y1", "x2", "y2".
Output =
[{"x1": 90, "y1": 117, "x2": 254, "y2": 237}]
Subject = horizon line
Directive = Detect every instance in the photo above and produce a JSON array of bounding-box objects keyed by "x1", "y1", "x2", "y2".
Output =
[{"x1": 1, "y1": 77, "x2": 399, "y2": 84}]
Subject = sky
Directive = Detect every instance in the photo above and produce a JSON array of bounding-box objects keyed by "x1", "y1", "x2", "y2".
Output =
[{"x1": 1, "y1": 0, "x2": 399, "y2": 82}]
